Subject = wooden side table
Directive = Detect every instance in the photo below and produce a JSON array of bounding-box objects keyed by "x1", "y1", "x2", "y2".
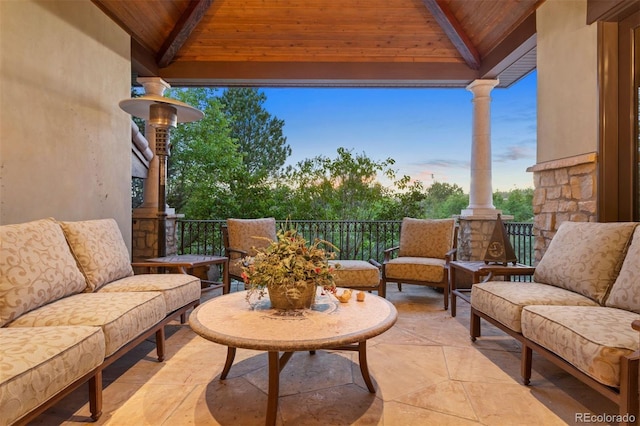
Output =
[
  {"x1": 449, "y1": 260, "x2": 535, "y2": 317},
  {"x1": 135, "y1": 254, "x2": 230, "y2": 294}
]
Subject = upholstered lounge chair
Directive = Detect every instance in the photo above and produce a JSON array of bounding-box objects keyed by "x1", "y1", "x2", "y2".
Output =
[
  {"x1": 222, "y1": 218, "x2": 277, "y2": 285},
  {"x1": 381, "y1": 217, "x2": 457, "y2": 309}
]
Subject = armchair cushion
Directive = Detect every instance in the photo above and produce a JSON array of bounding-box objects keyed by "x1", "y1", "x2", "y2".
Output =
[
  {"x1": 397, "y1": 218, "x2": 455, "y2": 259},
  {"x1": 606, "y1": 226, "x2": 640, "y2": 313},
  {"x1": 226, "y1": 218, "x2": 277, "y2": 257},
  {"x1": 226, "y1": 218, "x2": 277, "y2": 280},
  {"x1": 533, "y1": 221, "x2": 636, "y2": 304},
  {"x1": 60, "y1": 219, "x2": 134, "y2": 292},
  {"x1": 0, "y1": 218, "x2": 87, "y2": 327},
  {"x1": 384, "y1": 257, "x2": 447, "y2": 283}
]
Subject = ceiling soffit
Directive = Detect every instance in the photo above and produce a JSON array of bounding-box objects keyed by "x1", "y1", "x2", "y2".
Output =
[{"x1": 93, "y1": 0, "x2": 542, "y2": 88}]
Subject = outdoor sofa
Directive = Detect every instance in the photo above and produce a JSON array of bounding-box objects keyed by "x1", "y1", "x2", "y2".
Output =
[
  {"x1": 470, "y1": 221, "x2": 640, "y2": 425},
  {"x1": 0, "y1": 218, "x2": 201, "y2": 425}
]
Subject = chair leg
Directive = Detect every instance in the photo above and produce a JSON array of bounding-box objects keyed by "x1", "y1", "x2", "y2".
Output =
[
  {"x1": 397, "y1": 282, "x2": 402, "y2": 291},
  {"x1": 470, "y1": 308, "x2": 481, "y2": 342},
  {"x1": 521, "y1": 343, "x2": 532, "y2": 385},
  {"x1": 443, "y1": 283, "x2": 449, "y2": 311}
]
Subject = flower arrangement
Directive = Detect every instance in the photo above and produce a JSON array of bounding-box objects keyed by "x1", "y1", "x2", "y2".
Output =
[{"x1": 241, "y1": 228, "x2": 339, "y2": 307}]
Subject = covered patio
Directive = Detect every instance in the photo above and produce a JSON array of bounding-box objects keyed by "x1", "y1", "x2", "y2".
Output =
[{"x1": 2, "y1": 1, "x2": 640, "y2": 425}]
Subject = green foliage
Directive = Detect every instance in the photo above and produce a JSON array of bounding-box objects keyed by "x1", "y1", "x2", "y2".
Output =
[
  {"x1": 283, "y1": 148, "x2": 397, "y2": 220},
  {"x1": 219, "y1": 88, "x2": 291, "y2": 180},
  {"x1": 242, "y1": 228, "x2": 338, "y2": 305},
  {"x1": 494, "y1": 188, "x2": 534, "y2": 221},
  {"x1": 166, "y1": 88, "x2": 244, "y2": 218},
  {"x1": 142, "y1": 87, "x2": 533, "y2": 224}
]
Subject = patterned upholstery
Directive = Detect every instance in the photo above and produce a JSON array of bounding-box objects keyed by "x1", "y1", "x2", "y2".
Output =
[
  {"x1": 471, "y1": 281, "x2": 598, "y2": 333},
  {"x1": 384, "y1": 257, "x2": 447, "y2": 283},
  {"x1": 98, "y1": 273, "x2": 201, "y2": 314},
  {"x1": 60, "y1": 219, "x2": 134, "y2": 292},
  {"x1": 522, "y1": 305, "x2": 640, "y2": 388},
  {"x1": 0, "y1": 218, "x2": 87, "y2": 327},
  {"x1": 382, "y1": 218, "x2": 455, "y2": 308},
  {"x1": 397, "y1": 218, "x2": 455, "y2": 258},
  {"x1": 0, "y1": 326, "x2": 104, "y2": 425},
  {"x1": 226, "y1": 218, "x2": 277, "y2": 278},
  {"x1": 7, "y1": 292, "x2": 166, "y2": 357},
  {"x1": 330, "y1": 260, "x2": 379, "y2": 288},
  {"x1": 533, "y1": 221, "x2": 637, "y2": 304},
  {"x1": 606, "y1": 226, "x2": 640, "y2": 313}
]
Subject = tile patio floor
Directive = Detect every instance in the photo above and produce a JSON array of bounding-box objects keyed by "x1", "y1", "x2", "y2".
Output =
[{"x1": 31, "y1": 283, "x2": 616, "y2": 425}]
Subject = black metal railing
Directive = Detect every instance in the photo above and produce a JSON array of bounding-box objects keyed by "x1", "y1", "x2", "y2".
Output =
[{"x1": 177, "y1": 219, "x2": 534, "y2": 266}]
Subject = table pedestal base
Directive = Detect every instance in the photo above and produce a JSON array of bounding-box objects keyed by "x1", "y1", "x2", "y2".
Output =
[{"x1": 219, "y1": 342, "x2": 375, "y2": 426}]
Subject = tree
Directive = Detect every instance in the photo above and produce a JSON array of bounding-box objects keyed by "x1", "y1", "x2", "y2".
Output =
[
  {"x1": 166, "y1": 88, "x2": 245, "y2": 219},
  {"x1": 494, "y1": 188, "x2": 534, "y2": 221},
  {"x1": 376, "y1": 178, "x2": 428, "y2": 219},
  {"x1": 219, "y1": 88, "x2": 291, "y2": 180},
  {"x1": 423, "y1": 182, "x2": 465, "y2": 218},
  {"x1": 285, "y1": 148, "x2": 397, "y2": 220}
]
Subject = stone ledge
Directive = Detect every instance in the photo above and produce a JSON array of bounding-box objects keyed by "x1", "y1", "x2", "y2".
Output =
[{"x1": 526, "y1": 152, "x2": 596, "y2": 173}]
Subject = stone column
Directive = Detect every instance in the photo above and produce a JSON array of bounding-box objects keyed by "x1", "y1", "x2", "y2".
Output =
[
  {"x1": 457, "y1": 79, "x2": 505, "y2": 266},
  {"x1": 461, "y1": 79, "x2": 500, "y2": 218}
]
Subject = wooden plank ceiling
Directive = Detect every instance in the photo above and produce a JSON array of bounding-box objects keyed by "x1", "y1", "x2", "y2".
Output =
[{"x1": 93, "y1": 0, "x2": 543, "y2": 88}]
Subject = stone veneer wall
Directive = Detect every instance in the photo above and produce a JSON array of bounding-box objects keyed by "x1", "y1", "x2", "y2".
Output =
[
  {"x1": 131, "y1": 213, "x2": 180, "y2": 262},
  {"x1": 527, "y1": 152, "x2": 597, "y2": 263},
  {"x1": 456, "y1": 218, "x2": 498, "y2": 261}
]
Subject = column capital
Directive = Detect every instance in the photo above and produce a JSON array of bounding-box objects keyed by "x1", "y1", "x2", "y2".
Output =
[{"x1": 466, "y1": 79, "x2": 499, "y2": 97}]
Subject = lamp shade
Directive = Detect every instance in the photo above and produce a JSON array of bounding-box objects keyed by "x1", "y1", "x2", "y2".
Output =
[{"x1": 119, "y1": 94, "x2": 203, "y2": 123}]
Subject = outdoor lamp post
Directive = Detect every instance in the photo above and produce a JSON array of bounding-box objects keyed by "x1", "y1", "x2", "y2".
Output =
[{"x1": 119, "y1": 93, "x2": 203, "y2": 257}]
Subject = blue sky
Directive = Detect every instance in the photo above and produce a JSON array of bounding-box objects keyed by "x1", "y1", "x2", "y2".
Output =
[{"x1": 262, "y1": 71, "x2": 537, "y2": 193}]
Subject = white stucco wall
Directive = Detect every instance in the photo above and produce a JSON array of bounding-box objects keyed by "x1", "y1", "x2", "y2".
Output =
[
  {"x1": 536, "y1": 0, "x2": 599, "y2": 163},
  {"x1": 0, "y1": 0, "x2": 132, "y2": 249}
]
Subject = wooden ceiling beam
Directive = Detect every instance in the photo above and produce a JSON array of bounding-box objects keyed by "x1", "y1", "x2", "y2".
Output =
[
  {"x1": 157, "y1": 0, "x2": 214, "y2": 68},
  {"x1": 159, "y1": 60, "x2": 479, "y2": 88},
  {"x1": 421, "y1": 0, "x2": 481, "y2": 70}
]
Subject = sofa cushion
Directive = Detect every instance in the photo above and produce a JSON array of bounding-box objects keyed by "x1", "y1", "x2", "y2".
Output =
[
  {"x1": 7, "y1": 292, "x2": 165, "y2": 357},
  {"x1": 398, "y1": 218, "x2": 455, "y2": 259},
  {"x1": 0, "y1": 326, "x2": 105, "y2": 426},
  {"x1": 533, "y1": 221, "x2": 636, "y2": 304},
  {"x1": 0, "y1": 218, "x2": 87, "y2": 327},
  {"x1": 60, "y1": 218, "x2": 134, "y2": 292},
  {"x1": 471, "y1": 281, "x2": 598, "y2": 333},
  {"x1": 522, "y1": 305, "x2": 640, "y2": 388},
  {"x1": 606, "y1": 226, "x2": 640, "y2": 313},
  {"x1": 98, "y1": 273, "x2": 201, "y2": 314},
  {"x1": 384, "y1": 257, "x2": 446, "y2": 283},
  {"x1": 330, "y1": 260, "x2": 379, "y2": 288}
]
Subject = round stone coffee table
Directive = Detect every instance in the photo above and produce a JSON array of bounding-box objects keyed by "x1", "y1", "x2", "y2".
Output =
[{"x1": 189, "y1": 288, "x2": 397, "y2": 426}]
